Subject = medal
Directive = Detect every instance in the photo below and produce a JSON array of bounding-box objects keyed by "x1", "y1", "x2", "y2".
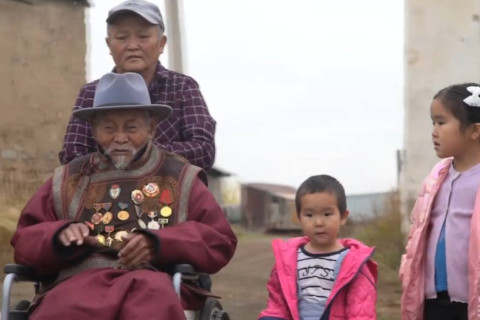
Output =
[
  {"x1": 105, "y1": 226, "x2": 114, "y2": 247},
  {"x1": 142, "y1": 183, "x2": 160, "y2": 198},
  {"x1": 159, "y1": 189, "x2": 173, "y2": 204},
  {"x1": 134, "y1": 205, "x2": 144, "y2": 218},
  {"x1": 102, "y1": 211, "x2": 113, "y2": 224},
  {"x1": 160, "y1": 205, "x2": 172, "y2": 217},
  {"x1": 131, "y1": 190, "x2": 144, "y2": 205},
  {"x1": 102, "y1": 203, "x2": 113, "y2": 224},
  {"x1": 148, "y1": 220, "x2": 160, "y2": 230},
  {"x1": 114, "y1": 230, "x2": 128, "y2": 241},
  {"x1": 96, "y1": 234, "x2": 105, "y2": 245},
  {"x1": 91, "y1": 212, "x2": 103, "y2": 225},
  {"x1": 92, "y1": 204, "x2": 103, "y2": 225},
  {"x1": 147, "y1": 211, "x2": 160, "y2": 229},
  {"x1": 158, "y1": 218, "x2": 169, "y2": 229},
  {"x1": 138, "y1": 219, "x2": 147, "y2": 229},
  {"x1": 109, "y1": 184, "x2": 121, "y2": 199},
  {"x1": 117, "y1": 202, "x2": 130, "y2": 221}
]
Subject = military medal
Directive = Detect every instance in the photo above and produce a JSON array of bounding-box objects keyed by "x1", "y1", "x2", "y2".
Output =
[
  {"x1": 96, "y1": 234, "x2": 105, "y2": 245},
  {"x1": 105, "y1": 226, "x2": 114, "y2": 247},
  {"x1": 159, "y1": 189, "x2": 173, "y2": 217},
  {"x1": 114, "y1": 230, "x2": 128, "y2": 241},
  {"x1": 159, "y1": 189, "x2": 172, "y2": 204},
  {"x1": 102, "y1": 211, "x2": 113, "y2": 224},
  {"x1": 134, "y1": 205, "x2": 144, "y2": 218},
  {"x1": 138, "y1": 219, "x2": 147, "y2": 229},
  {"x1": 117, "y1": 202, "x2": 130, "y2": 221},
  {"x1": 147, "y1": 211, "x2": 160, "y2": 229},
  {"x1": 131, "y1": 190, "x2": 144, "y2": 205},
  {"x1": 143, "y1": 183, "x2": 160, "y2": 198},
  {"x1": 160, "y1": 206, "x2": 172, "y2": 217},
  {"x1": 102, "y1": 203, "x2": 113, "y2": 224},
  {"x1": 158, "y1": 218, "x2": 169, "y2": 229},
  {"x1": 109, "y1": 184, "x2": 121, "y2": 199},
  {"x1": 91, "y1": 204, "x2": 103, "y2": 225}
]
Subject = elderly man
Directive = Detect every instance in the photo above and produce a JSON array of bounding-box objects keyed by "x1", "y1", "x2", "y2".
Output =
[
  {"x1": 12, "y1": 72, "x2": 236, "y2": 320},
  {"x1": 59, "y1": 0, "x2": 216, "y2": 170}
]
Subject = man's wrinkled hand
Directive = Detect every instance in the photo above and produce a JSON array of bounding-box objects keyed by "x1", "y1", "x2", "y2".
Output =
[
  {"x1": 57, "y1": 223, "x2": 98, "y2": 247},
  {"x1": 118, "y1": 233, "x2": 155, "y2": 269}
]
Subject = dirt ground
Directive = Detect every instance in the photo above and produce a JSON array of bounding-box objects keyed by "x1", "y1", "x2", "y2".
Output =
[{"x1": 2, "y1": 229, "x2": 401, "y2": 320}]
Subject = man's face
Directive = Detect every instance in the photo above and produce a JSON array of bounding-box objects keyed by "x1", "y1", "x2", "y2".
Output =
[
  {"x1": 106, "y1": 13, "x2": 166, "y2": 80},
  {"x1": 92, "y1": 109, "x2": 155, "y2": 169}
]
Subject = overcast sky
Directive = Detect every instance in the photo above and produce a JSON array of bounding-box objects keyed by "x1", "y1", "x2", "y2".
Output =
[{"x1": 87, "y1": 0, "x2": 404, "y2": 195}]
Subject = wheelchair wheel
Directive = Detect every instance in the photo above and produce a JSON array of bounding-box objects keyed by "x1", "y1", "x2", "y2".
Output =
[{"x1": 199, "y1": 297, "x2": 230, "y2": 320}]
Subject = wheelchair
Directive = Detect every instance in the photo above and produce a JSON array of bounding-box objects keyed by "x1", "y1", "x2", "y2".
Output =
[{"x1": 2, "y1": 263, "x2": 230, "y2": 320}]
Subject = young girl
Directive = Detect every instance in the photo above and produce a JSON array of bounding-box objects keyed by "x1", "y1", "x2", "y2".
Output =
[
  {"x1": 400, "y1": 83, "x2": 480, "y2": 320},
  {"x1": 258, "y1": 175, "x2": 377, "y2": 320}
]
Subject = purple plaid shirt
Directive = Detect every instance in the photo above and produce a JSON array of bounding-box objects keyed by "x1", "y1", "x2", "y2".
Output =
[{"x1": 59, "y1": 63, "x2": 216, "y2": 169}]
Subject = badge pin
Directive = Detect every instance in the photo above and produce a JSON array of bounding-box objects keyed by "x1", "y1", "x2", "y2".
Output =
[
  {"x1": 158, "y1": 218, "x2": 169, "y2": 229},
  {"x1": 143, "y1": 182, "x2": 160, "y2": 198},
  {"x1": 131, "y1": 190, "x2": 144, "y2": 205},
  {"x1": 96, "y1": 234, "x2": 106, "y2": 245},
  {"x1": 109, "y1": 184, "x2": 121, "y2": 199},
  {"x1": 114, "y1": 230, "x2": 129, "y2": 241}
]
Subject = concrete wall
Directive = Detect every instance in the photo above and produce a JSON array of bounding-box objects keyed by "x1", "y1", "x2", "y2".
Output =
[
  {"x1": 400, "y1": 0, "x2": 480, "y2": 231},
  {"x1": 0, "y1": 0, "x2": 86, "y2": 165}
]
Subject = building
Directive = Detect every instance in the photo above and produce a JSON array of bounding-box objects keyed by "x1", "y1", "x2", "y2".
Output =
[
  {"x1": 241, "y1": 183, "x2": 299, "y2": 231},
  {"x1": 0, "y1": 0, "x2": 87, "y2": 169},
  {"x1": 399, "y1": 0, "x2": 480, "y2": 232}
]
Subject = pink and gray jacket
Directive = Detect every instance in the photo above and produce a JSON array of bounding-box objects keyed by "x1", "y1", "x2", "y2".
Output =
[
  {"x1": 258, "y1": 237, "x2": 377, "y2": 320},
  {"x1": 400, "y1": 158, "x2": 480, "y2": 320}
]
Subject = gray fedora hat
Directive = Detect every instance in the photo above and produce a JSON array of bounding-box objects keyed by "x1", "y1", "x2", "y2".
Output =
[
  {"x1": 106, "y1": 0, "x2": 165, "y2": 31},
  {"x1": 73, "y1": 72, "x2": 172, "y2": 121}
]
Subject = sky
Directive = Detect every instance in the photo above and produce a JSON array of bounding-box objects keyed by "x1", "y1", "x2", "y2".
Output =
[{"x1": 86, "y1": 0, "x2": 404, "y2": 195}]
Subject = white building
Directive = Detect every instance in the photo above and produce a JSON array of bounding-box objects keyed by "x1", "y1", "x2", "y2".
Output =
[{"x1": 399, "y1": 0, "x2": 480, "y2": 231}]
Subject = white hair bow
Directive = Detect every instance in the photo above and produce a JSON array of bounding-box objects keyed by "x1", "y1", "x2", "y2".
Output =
[{"x1": 463, "y1": 86, "x2": 480, "y2": 107}]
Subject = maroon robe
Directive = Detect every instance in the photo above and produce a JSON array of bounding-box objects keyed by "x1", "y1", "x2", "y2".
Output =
[{"x1": 11, "y1": 150, "x2": 237, "y2": 320}]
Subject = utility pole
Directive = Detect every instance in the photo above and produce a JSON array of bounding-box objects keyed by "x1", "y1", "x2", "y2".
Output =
[{"x1": 164, "y1": 0, "x2": 187, "y2": 74}]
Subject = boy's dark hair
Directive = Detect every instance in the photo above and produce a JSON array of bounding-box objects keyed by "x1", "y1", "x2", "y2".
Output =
[
  {"x1": 434, "y1": 83, "x2": 480, "y2": 130},
  {"x1": 295, "y1": 175, "x2": 347, "y2": 217}
]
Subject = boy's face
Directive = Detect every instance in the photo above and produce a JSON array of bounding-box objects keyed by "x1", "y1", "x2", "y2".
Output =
[{"x1": 299, "y1": 191, "x2": 349, "y2": 253}]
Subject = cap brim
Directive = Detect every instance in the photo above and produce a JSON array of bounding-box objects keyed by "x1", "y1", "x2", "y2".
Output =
[
  {"x1": 73, "y1": 104, "x2": 172, "y2": 122},
  {"x1": 106, "y1": 9, "x2": 157, "y2": 25}
]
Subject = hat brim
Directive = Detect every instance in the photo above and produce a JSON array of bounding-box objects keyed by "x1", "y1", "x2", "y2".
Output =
[
  {"x1": 73, "y1": 104, "x2": 172, "y2": 122},
  {"x1": 107, "y1": 9, "x2": 157, "y2": 25}
]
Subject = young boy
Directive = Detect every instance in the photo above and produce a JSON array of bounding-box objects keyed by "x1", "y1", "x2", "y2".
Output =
[{"x1": 258, "y1": 175, "x2": 377, "y2": 320}]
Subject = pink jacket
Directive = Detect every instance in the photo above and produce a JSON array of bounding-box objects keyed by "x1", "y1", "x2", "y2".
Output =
[
  {"x1": 258, "y1": 237, "x2": 377, "y2": 320},
  {"x1": 400, "y1": 158, "x2": 480, "y2": 320}
]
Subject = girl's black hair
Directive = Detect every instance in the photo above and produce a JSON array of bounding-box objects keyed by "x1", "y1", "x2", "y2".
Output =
[{"x1": 434, "y1": 83, "x2": 480, "y2": 129}]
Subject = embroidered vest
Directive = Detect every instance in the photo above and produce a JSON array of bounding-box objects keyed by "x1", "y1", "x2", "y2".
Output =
[{"x1": 52, "y1": 146, "x2": 205, "y2": 252}]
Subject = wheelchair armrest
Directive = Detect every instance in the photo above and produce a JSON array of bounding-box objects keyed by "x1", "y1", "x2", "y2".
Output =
[
  {"x1": 4, "y1": 264, "x2": 38, "y2": 282},
  {"x1": 173, "y1": 263, "x2": 197, "y2": 275}
]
